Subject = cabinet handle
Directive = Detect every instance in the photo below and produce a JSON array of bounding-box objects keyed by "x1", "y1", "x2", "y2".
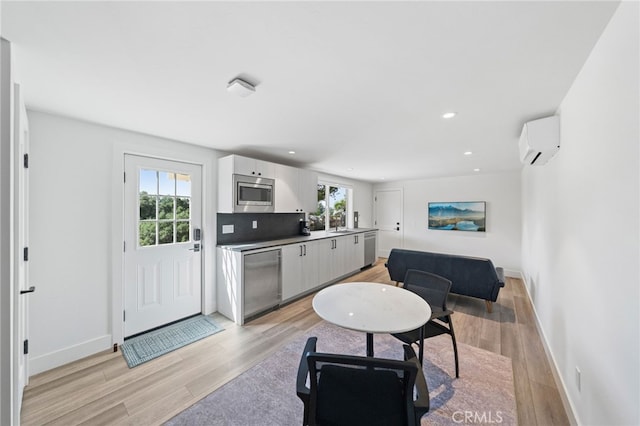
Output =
[
  {"x1": 303, "y1": 245, "x2": 307, "y2": 256},
  {"x1": 300, "y1": 245, "x2": 303, "y2": 256}
]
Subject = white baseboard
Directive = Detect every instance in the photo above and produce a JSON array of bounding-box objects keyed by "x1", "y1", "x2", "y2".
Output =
[
  {"x1": 518, "y1": 272, "x2": 579, "y2": 426},
  {"x1": 503, "y1": 268, "x2": 521, "y2": 278},
  {"x1": 30, "y1": 334, "x2": 112, "y2": 375}
]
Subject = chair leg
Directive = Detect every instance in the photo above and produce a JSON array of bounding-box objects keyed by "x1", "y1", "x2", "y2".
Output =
[
  {"x1": 448, "y1": 316, "x2": 460, "y2": 378},
  {"x1": 485, "y1": 300, "x2": 493, "y2": 313}
]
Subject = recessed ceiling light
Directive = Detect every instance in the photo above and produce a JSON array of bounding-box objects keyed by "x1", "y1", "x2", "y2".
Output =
[
  {"x1": 464, "y1": 151, "x2": 473, "y2": 156},
  {"x1": 474, "y1": 168, "x2": 480, "y2": 172},
  {"x1": 347, "y1": 168, "x2": 354, "y2": 171},
  {"x1": 442, "y1": 112, "x2": 457, "y2": 119},
  {"x1": 288, "y1": 150, "x2": 296, "y2": 155}
]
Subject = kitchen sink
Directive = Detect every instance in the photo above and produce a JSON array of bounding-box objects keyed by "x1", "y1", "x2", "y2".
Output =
[{"x1": 330, "y1": 230, "x2": 354, "y2": 234}]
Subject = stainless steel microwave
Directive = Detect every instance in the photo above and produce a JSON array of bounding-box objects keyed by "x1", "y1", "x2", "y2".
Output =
[{"x1": 233, "y1": 174, "x2": 275, "y2": 213}]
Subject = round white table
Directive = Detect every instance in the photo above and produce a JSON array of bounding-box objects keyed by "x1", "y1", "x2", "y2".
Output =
[{"x1": 312, "y1": 282, "x2": 431, "y2": 357}]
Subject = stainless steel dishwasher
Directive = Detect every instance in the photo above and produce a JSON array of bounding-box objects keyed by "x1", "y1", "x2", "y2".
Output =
[
  {"x1": 364, "y1": 231, "x2": 377, "y2": 266},
  {"x1": 243, "y1": 248, "x2": 282, "y2": 321}
]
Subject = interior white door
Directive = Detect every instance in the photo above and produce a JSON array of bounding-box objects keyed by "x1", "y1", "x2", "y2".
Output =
[
  {"x1": 124, "y1": 155, "x2": 202, "y2": 337},
  {"x1": 374, "y1": 189, "x2": 403, "y2": 258},
  {"x1": 13, "y1": 83, "x2": 31, "y2": 416}
]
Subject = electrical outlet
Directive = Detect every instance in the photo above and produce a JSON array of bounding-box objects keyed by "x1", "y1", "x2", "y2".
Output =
[
  {"x1": 252, "y1": 220, "x2": 258, "y2": 229},
  {"x1": 575, "y1": 366, "x2": 581, "y2": 392},
  {"x1": 222, "y1": 224, "x2": 234, "y2": 234}
]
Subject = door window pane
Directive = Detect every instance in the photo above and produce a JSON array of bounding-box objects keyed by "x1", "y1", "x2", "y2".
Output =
[
  {"x1": 158, "y1": 172, "x2": 176, "y2": 195},
  {"x1": 176, "y1": 174, "x2": 191, "y2": 196},
  {"x1": 138, "y1": 169, "x2": 192, "y2": 247},
  {"x1": 139, "y1": 193, "x2": 156, "y2": 220},
  {"x1": 139, "y1": 169, "x2": 157, "y2": 194},
  {"x1": 176, "y1": 221, "x2": 190, "y2": 242},
  {"x1": 176, "y1": 197, "x2": 190, "y2": 219},
  {"x1": 158, "y1": 222, "x2": 174, "y2": 245},
  {"x1": 158, "y1": 196, "x2": 175, "y2": 220},
  {"x1": 139, "y1": 222, "x2": 157, "y2": 246}
]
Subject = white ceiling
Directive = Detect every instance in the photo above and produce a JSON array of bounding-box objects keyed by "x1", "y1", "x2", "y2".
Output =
[{"x1": 2, "y1": 1, "x2": 619, "y2": 182}]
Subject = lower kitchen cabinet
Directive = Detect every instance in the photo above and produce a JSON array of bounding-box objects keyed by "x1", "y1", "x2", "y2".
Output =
[
  {"x1": 345, "y1": 233, "x2": 365, "y2": 272},
  {"x1": 281, "y1": 241, "x2": 319, "y2": 302},
  {"x1": 217, "y1": 230, "x2": 377, "y2": 325}
]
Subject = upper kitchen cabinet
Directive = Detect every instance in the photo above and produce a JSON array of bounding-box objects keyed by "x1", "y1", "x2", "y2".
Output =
[
  {"x1": 274, "y1": 164, "x2": 318, "y2": 213},
  {"x1": 232, "y1": 155, "x2": 275, "y2": 178}
]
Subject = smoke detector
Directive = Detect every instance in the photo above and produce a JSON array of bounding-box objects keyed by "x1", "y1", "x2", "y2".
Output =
[{"x1": 227, "y1": 78, "x2": 256, "y2": 97}]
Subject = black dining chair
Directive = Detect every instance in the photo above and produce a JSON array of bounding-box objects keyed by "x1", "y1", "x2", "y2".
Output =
[
  {"x1": 296, "y1": 336, "x2": 430, "y2": 426},
  {"x1": 391, "y1": 269, "x2": 459, "y2": 378}
]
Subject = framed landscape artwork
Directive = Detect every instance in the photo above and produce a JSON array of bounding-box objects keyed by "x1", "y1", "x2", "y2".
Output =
[{"x1": 428, "y1": 201, "x2": 486, "y2": 232}]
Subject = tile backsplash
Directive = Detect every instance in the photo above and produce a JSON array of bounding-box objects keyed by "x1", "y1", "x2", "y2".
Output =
[{"x1": 216, "y1": 213, "x2": 305, "y2": 245}]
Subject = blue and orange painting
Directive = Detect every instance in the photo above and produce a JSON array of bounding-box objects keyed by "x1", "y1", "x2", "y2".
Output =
[{"x1": 428, "y1": 202, "x2": 486, "y2": 232}]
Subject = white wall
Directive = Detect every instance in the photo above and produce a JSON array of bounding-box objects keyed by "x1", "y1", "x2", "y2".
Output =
[
  {"x1": 317, "y1": 172, "x2": 374, "y2": 229},
  {"x1": 28, "y1": 111, "x2": 219, "y2": 374},
  {"x1": 521, "y1": 3, "x2": 639, "y2": 425},
  {"x1": 374, "y1": 171, "x2": 522, "y2": 273}
]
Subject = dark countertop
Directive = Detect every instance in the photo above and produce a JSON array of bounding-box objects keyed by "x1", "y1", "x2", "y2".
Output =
[{"x1": 217, "y1": 228, "x2": 378, "y2": 252}]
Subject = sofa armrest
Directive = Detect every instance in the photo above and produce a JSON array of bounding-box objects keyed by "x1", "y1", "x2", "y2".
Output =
[{"x1": 496, "y1": 267, "x2": 505, "y2": 285}]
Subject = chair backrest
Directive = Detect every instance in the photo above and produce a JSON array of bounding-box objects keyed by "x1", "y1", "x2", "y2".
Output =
[
  {"x1": 403, "y1": 269, "x2": 452, "y2": 312},
  {"x1": 305, "y1": 349, "x2": 422, "y2": 426}
]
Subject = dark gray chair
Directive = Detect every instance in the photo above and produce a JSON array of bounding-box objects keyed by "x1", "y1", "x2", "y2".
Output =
[
  {"x1": 296, "y1": 336, "x2": 430, "y2": 426},
  {"x1": 392, "y1": 269, "x2": 459, "y2": 378}
]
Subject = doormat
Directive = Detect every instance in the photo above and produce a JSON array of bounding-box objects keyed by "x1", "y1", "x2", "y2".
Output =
[{"x1": 121, "y1": 315, "x2": 224, "y2": 368}]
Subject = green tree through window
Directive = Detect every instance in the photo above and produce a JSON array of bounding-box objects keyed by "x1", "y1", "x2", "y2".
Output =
[{"x1": 138, "y1": 170, "x2": 191, "y2": 247}]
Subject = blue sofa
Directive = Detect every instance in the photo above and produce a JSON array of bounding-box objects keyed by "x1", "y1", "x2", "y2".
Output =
[{"x1": 385, "y1": 249, "x2": 505, "y2": 312}]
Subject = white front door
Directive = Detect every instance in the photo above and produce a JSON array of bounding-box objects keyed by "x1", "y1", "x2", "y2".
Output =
[
  {"x1": 13, "y1": 83, "x2": 31, "y2": 416},
  {"x1": 124, "y1": 155, "x2": 202, "y2": 337},
  {"x1": 374, "y1": 189, "x2": 403, "y2": 258}
]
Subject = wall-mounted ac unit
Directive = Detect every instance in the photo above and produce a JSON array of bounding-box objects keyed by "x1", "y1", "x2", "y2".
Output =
[{"x1": 519, "y1": 115, "x2": 560, "y2": 165}]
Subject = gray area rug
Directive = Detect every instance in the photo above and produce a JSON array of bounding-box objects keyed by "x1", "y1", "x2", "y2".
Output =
[
  {"x1": 166, "y1": 321, "x2": 516, "y2": 425},
  {"x1": 121, "y1": 315, "x2": 224, "y2": 368}
]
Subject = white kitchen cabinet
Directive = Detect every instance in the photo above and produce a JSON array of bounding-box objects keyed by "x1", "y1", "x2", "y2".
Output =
[
  {"x1": 345, "y1": 233, "x2": 365, "y2": 272},
  {"x1": 281, "y1": 241, "x2": 319, "y2": 302},
  {"x1": 281, "y1": 244, "x2": 304, "y2": 301},
  {"x1": 233, "y1": 155, "x2": 275, "y2": 178},
  {"x1": 318, "y1": 236, "x2": 349, "y2": 283},
  {"x1": 274, "y1": 164, "x2": 318, "y2": 213},
  {"x1": 298, "y1": 168, "x2": 319, "y2": 212}
]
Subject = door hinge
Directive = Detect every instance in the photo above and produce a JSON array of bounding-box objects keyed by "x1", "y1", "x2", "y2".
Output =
[
  {"x1": 23, "y1": 339, "x2": 29, "y2": 355},
  {"x1": 123, "y1": 241, "x2": 126, "y2": 252},
  {"x1": 123, "y1": 171, "x2": 126, "y2": 183},
  {"x1": 23, "y1": 153, "x2": 29, "y2": 169},
  {"x1": 374, "y1": 196, "x2": 377, "y2": 202},
  {"x1": 23, "y1": 247, "x2": 28, "y2": 261},
  {"x1": 123, "y1": 310, "x2": 126, "y2": 322}
]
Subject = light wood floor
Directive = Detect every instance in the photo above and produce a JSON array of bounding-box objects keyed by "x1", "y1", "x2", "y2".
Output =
[{"x1": 21, "y1": 260, "x2": 569, "y2": 425}]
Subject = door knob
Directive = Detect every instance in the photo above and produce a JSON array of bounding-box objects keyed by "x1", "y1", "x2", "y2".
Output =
[
  {"x1": 396, "y1": 227, "x2": 400, "y2": 231},
  {"x1": 188, "y1": 244, "x2": 201, "y2": 252},
  {"x1": 20, "y1": 286, "x2": 35, "y2": 295}
]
